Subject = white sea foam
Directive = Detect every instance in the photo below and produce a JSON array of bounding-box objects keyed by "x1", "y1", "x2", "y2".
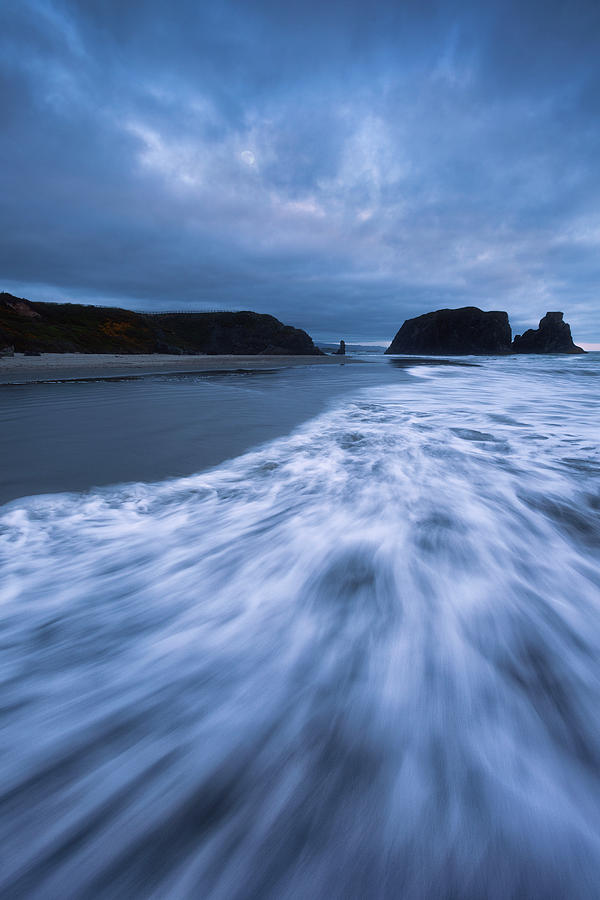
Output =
[{"x1": 1, "y1": 356, "x2": 599, "y2": 897}]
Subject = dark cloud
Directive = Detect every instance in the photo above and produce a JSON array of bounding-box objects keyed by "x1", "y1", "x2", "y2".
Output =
[{"x1": 1, "y1": 0, "x2": 599, "y2": 341}]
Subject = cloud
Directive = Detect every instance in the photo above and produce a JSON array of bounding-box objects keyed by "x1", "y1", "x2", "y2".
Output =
[{"x1": 1, "y1": 0, "x2": 599, "y2": 340}]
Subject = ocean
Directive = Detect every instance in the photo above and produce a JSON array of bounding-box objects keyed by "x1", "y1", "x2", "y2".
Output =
[{"x1": 1, "y1": 351, "x2": 599, "y2": 898}]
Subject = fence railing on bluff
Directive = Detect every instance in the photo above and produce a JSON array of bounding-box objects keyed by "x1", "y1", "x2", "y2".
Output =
[
  {"x1": 74, "y1": 305, "x2": 236, "y2": 315},
  {"x1": 138, "y1": 309, "x2": 234, "y2": 316}
]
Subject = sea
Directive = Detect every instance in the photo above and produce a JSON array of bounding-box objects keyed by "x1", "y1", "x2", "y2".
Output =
[{"x1": 1, "y1": 350, "x2": 599, "y2": 898}]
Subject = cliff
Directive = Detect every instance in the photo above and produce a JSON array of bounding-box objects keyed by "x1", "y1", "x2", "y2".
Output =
[
  {"x1": 0, "y1": 293, "x2": 322, "y2": 356},
  {"x1": 512, "y1": 312, "x2": 584, "y2": 354},
  {"x1": 385, "y1": 307, "x2": 512, "y2": 355}
]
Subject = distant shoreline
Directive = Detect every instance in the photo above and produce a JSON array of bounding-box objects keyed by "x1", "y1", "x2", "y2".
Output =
[{"x1": 0, "y1": 352, "x2": 358, "y2": 384}]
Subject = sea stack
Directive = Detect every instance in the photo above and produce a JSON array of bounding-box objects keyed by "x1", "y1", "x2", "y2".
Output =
[
  {"x1": 334, "y1": 340, "x2": 346, "y2": 355},
  {"x1": 385, "y1": 307, "x2": 512, "y2": 355},
  {"x1": 512, "y1": 312, "x2": 585, "y2": 354}
]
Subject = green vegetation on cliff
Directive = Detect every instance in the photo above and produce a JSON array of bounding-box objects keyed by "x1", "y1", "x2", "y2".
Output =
[{"x1": 0, "y1": 293, "x2": 322, "y2": 356}]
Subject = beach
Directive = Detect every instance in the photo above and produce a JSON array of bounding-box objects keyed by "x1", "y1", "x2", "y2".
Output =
[
  {"x1": 0, "y1": 351, "x2": 354, "y2": 384},
  {"x1": 0, "y1": 353, "x2": 378, "y2": 504},
  {"x1": 2, "y1": 352, "x2": 599, "y2": 896}
]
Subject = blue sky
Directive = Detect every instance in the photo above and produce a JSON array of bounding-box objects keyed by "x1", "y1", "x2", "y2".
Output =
[{"x1": 1, "y1": 0, "x2": 599, "y2": 343}]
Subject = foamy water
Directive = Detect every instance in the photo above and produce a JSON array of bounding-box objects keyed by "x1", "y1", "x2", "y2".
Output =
[{"x1": 1, "y1": 355, "x2": 599, "y2": 898}]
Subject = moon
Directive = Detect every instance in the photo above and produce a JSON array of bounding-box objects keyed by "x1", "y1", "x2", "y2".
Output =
[{"x1": 241, "y1": 150, "x2": 256, "y2": 166}]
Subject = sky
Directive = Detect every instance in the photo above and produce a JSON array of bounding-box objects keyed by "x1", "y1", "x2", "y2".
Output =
[{"x1": 1, "y1": 0, "x2": 599, "y2": 343}]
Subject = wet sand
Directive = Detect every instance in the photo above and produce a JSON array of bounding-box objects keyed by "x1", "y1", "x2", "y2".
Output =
[
  {"x1": 0, "y1": 356, "x2": 381, "y2": 504},
  {"x1": 0, "y1": 352, "x2": 353, "y2": 384}
]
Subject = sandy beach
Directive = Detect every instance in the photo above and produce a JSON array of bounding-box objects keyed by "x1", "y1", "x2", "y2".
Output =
[{"x1": 0, "y1": 351, "x2": 354, "y2": 384}]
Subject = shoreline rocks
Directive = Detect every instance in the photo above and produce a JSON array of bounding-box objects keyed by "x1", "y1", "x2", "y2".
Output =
[
  {"x1": 512, "y1": 312, "x2": 584, "y2": 354},
  {"x1": 385, "y1": 307, "x2": 512, "y2": 355},
  {"x1": 386, "y1": 307, "x2": 586, "y2": 355}
]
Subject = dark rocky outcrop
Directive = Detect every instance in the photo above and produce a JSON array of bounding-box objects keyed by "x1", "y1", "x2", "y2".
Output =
[
  {"x1": 334, "y1": 340, "x2": 346, "y2": 355},
  {"x1": 512, "y1": 312, "x2": 584, "y2": 354},
  {"x1": 385, "y1": 307, "x2": 512, "y2": 355},
  {"x1": 0, "y1": 292, "x2": 322, "y2": 356}
]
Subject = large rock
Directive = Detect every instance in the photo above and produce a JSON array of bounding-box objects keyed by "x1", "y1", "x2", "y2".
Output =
[
  {"x1": 512, "y1": 312, "x2": 584, "y2": 354},
  {"x1": 385, "y1": 307, "x2": 512, "y2": 355}
]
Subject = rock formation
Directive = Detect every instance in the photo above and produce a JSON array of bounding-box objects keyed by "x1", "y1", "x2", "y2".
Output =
[
  {"x1": 334, "y1": 340, "x2": 346, "y2": 355},
  {"x1": 0, "y1": 292, "x2": 323, "y2": 356},
  {"x1": 512, "y1": 312, "x2": 584, "y2": 354},
  {"x1": 385, "y1": 307, "x2": 512, "y2": 355}
]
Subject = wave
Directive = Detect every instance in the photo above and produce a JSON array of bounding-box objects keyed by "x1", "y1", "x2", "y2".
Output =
[{"x1": 1, "y1": 360, "x2": 599, "y2": 898}]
